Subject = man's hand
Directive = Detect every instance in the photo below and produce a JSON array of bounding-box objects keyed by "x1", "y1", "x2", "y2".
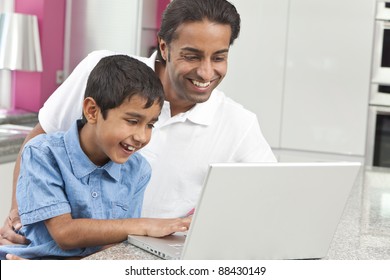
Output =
[{"x1": 0, "y1": 209, "x2": 28, "y2": 245}]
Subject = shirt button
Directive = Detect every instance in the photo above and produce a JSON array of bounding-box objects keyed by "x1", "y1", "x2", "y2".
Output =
[{"x1": 91, "y1": 192, "x2": 98, "y2": 198}]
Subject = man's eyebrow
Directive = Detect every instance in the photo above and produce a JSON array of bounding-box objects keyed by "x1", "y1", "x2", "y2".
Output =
[{"x1": 181, "y1": 47, "x2": 229, "y2": 55}]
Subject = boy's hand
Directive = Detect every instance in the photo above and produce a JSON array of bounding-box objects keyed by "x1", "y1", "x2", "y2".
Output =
[
  {"x1": 0, "y1": 209, "x2": 28, "y2": 245},
  {"x1": 6, "y1": 254, "x2": 27, "y2": 260},
  {"x1": 145, "y1": 217, "x2": 192, "y2": 237}
]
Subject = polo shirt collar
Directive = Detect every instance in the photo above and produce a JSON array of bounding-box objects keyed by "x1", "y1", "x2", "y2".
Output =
[
  {"x1": 161, "y1": 89, "x2": 220, "y2": 126},
  {"x1": 64, "y1": 121, "x2": 121, "y2": 181}
]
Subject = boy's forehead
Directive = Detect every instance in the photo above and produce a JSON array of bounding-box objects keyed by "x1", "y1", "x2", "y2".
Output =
[{"x1": 122, "y1": 94, "x2": 162, "y2": 110}]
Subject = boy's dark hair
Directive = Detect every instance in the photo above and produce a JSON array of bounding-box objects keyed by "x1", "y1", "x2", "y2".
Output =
[
  {"x1": 82, "y1": 55, "x2": 164, "y2": 123},
  {"x1": 157, "y1": 0, "x2": 241, "y2": 64}
]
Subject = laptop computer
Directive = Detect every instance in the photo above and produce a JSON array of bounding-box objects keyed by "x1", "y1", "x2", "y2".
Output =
[{"x1": 128, "y1": 162, "x2": 361, "y2": 260}]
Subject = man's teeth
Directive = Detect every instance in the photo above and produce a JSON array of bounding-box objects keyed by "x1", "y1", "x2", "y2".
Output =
[{"x1": 192, "y1": 80, "x2": 210, "y2": 88}]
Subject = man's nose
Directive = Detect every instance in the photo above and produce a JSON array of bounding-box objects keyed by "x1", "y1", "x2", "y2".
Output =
[{"x1": 197, "y1": 60, "x2": 214, "y2": 81}]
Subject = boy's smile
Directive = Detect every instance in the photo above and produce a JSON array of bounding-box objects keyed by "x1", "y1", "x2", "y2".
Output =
[{"x1": 80, "y1": 95, "x2": 161, "y2": 166}]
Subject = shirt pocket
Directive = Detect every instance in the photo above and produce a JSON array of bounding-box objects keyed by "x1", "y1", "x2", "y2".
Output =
[{"x1": 110, "y1": 201, "x2": 131, "y2": 219}]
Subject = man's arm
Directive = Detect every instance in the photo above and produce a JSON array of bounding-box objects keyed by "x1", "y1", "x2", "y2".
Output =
[
  {"x1": 0, "y1": 123, "x2": 46, "y2": 245},
  {"x1": 45, "y1": 213, "x2": 191, "y2": 250}
]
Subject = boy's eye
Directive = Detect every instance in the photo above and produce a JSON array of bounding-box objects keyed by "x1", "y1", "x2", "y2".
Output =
[
  {"x1": 127, "y1": 119, "x2": 138, "y2": 125},
  {"x1": 147, "y1": 123, "x2": 155, "y2": 129}
]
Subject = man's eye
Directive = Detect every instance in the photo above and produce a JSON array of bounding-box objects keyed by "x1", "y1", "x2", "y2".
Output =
[
  {"x1": 147, "y1": 123, "x2": 155, "y2": 129},
  {"x1": 213, "y1": 56, "x2": 226, "y2": 62},
  {"x1": 184, "y1": 55, "x2": 199, "y2": 61}
]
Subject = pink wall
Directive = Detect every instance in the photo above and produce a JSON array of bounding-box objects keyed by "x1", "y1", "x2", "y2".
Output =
[
  {"x1": 157, "y1": 0, "x2": 170, "y2": 29},
  {"x1": 12, "y1": 0, "x2": 166, "y2": 112},
  {"x1": 13, "y1": 0, "x2": 65, "y2": 112}
]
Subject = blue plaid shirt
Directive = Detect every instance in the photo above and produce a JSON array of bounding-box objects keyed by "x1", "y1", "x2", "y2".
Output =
[{"x1": 0, "y1": 120, "x2": 151, "y2": 259}]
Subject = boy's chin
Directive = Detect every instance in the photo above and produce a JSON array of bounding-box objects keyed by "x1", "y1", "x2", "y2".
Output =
[{"x1": 112, "y1": 158, "x2": 129, "y2": 164}]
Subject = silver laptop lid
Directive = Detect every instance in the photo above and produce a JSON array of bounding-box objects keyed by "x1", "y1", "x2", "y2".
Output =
[
  {"x1": 181, "y1": 162, "x2": 361, "y2": 260},
  {"x1": 128, "y1": 162, "x2": 361, "y2": 260}
]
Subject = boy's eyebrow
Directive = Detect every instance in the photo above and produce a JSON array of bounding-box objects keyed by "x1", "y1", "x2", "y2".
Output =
[{"x1": 125, "y1": 112, "x2": 159, "y2": 122}]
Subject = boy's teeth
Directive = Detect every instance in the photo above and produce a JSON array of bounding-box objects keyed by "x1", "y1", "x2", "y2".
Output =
[
  {"x1": 192, "y1": 80, "x2": 210, "y2": 88},
  {"x1": 123, "y1": 143, "x2": 135, "y2": 151}
]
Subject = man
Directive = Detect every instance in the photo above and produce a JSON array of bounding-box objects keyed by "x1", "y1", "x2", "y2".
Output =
[{"x1": 0, "y1": 0, "x2": 276, "y2": 246}]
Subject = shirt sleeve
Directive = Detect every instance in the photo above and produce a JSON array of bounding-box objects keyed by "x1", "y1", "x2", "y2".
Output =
[
  {"x1": 17, "y1": 144, "x2": 71, "y2": 225},
  {"x1": 38, "y1": 50, "x2": 115, "y2": 133},
  {"x1": 231, "y1": 115, "x2": 277, "y2": 163}
]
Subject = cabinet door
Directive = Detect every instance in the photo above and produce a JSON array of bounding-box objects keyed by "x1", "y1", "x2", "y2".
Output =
[
  {"x1": 280, "y1": 0, "x2": 375, "y2": 155},
  {"x1": 65, "y1": 0, "x2": 142, "y2": 75},
  {"x1": 219, "y1": 0, "x2": 289, "y2": 147},
  {"x1": 0, "y1": 161, "x2": 15, "y2": 224}
]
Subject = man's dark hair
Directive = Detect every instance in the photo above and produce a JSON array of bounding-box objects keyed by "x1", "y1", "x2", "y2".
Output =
[
  {"x1": 82, "y1": 55, "x2": 164, "y2": 123},
  {"x1": 157, "y1": 0, "x2": 241, "y2": 64}
]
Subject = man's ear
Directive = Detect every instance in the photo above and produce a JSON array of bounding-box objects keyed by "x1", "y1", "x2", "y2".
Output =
[
  {"x1": 83, "y1": 97, "x2": 99, "y2": 124},
  {"x1": 158, "y1": 37, "x2": 168, "y2": 61}
]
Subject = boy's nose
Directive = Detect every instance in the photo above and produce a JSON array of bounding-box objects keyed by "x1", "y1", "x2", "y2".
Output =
[{"x1": 133, "y1": 128, "x2": 147, "y2": 144}]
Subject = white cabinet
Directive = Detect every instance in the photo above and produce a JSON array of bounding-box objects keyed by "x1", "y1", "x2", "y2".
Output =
[
  {"x1": 0, "y1": 161, "x2": 14, "y2": 224},
  {"x1": 280, "y1": 0, "x2": 375, "y2": 156},
  {"x1": 64, "y1": 0, "x2": 158, "y2": 76},
  {"x1": 220, "y1": 0, "x2": 375, "y2": 156},
  {"x1": 219, "y1": 0, "x2": 289, "y2": 148}
]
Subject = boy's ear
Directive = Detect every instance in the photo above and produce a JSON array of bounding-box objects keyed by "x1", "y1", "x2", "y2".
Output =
[{"x1": 83, "y1": 97, "x2": 99, "y2": 124}]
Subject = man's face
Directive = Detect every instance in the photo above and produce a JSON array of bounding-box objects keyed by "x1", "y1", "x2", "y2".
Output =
[{"x1": 160, "y1": 20, "x2": 231, "y2": 107}]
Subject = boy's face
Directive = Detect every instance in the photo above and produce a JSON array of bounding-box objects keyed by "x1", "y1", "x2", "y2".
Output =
[
  {"x1": 84, "y1": 94, "x2": 161, "y2": 165},
  {"x1": 159, "y1": 20, "x2": 231, "y2": 107}
]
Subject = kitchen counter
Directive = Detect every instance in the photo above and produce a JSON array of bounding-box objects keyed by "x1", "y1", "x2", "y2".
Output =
[
  {"x1": 1, "y1": 117, "x2": 388, "y2": 260},
  {"x1": 84, "y1": 165, "x2": 390, "y2": 260},
  {"x1": 0, "y1": 110, "x2": 38, "y2": 163}
]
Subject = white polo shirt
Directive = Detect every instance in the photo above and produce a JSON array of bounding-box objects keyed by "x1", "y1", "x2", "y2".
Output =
[{"x1": 39, "y1": 50, "x2": 276, "y2": 218}]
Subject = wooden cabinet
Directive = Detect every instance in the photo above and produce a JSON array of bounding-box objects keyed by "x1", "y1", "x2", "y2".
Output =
[{"x1": 220, "y1": 0, "x2": 375, "y2": 156}]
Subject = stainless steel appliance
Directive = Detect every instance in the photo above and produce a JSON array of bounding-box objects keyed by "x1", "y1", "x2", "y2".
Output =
[
  {"x1": 367, "y1": 1, "x2": 390, "y2": 167},
  {"x1": 371, "y1": 1, "x2": 390, "y2": 86}
]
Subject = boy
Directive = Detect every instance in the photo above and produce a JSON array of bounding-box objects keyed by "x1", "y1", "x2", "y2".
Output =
[{"x1": 0, "y1": 55, "x2": 190, "y2": 259}]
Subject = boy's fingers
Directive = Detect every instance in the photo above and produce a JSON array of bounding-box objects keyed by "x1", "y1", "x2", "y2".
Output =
[
  {"x1": 9, "y1": 209, "x2": 22, "y2": 230},
  {"x1": 6, "y1": 253, "x2": 27, "y2": 260}
]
